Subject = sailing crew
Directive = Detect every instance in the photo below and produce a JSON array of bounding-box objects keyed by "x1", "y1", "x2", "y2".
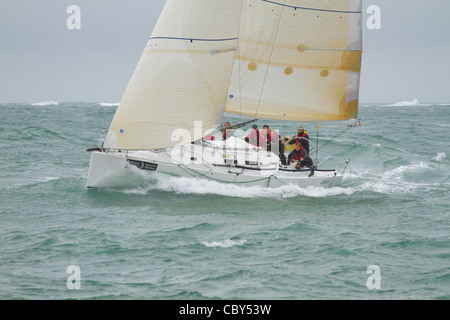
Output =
[
  {"x1": 245, "y1": 124, "x2": 259, "y2": 147},
  {"x1": 288, "y1": 126, "x2": 310, "y2": 153},
  {"x1": 222, "y1": 121, "x2": 234, "y2": 140},
  {"x1": 288, "y1": 141, "x2": 313, "y2": 169},
  {"x1": 259, "y1": 125, "x2": 287, "y2": 165}
]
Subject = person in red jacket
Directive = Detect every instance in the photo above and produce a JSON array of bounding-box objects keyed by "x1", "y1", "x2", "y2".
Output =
[
  {"x1": 259, "y1": 125, "x2": 287, "y2": 165},
  {"x1": 245, "y1": 124, "x2": 259, "y2": 147},
  {"x1": 259, "y1": 125, "x2": 276, "y2": 151},
  {"x1": 222, "y1": 122, "x2": 234, "y2": 140},
  {"x1": 288, "y1": 141, "x2": 313, "y2": 169}
]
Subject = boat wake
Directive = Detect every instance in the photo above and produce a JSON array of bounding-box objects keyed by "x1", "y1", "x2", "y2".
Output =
[{"x1": 103, "y1": 169, "x2": 355, "y2": 199}]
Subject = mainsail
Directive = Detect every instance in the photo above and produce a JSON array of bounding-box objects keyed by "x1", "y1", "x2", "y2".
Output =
[
  {"x1": 225, "y1": 0, "x2": 363, "y2": 121},
  {"x1": 104, "y1": 0, "x2": 244, "y2": 150}
]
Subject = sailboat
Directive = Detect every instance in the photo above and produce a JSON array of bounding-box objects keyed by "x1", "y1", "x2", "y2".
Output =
[{"x1": 86, "y1": 0, "x2": 362, "y2": 189}]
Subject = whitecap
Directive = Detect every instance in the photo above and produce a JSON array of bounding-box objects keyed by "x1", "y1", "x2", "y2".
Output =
[
  {"x1": 98, "y1": 102, "x2": 119, "y2": 107},
  {"x1": 433, "y1": 152, "x2": 447, "y2": 162},
  {"x1": 385, "y1": 99, "x2": 432, "y2": 107},
  {"x1": 31, "y1": 101, "x2": 59, "y2": 106},
  {"x1": 201, "y1": 239, "x2": 247, "y2": 248},
  {"x1": 381, "y1": 161, "x2": 431, "y2": 179}
]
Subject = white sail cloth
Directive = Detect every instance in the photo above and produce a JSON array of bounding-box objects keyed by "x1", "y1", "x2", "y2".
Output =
[{"x1": 104, "y1": 0, "x2": 244, "y2": 150}]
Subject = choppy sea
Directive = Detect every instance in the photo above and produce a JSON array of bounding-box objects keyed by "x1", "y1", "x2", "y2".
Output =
[{"x1": 0, "y1": 100, "x2": 449, "y2": 300}]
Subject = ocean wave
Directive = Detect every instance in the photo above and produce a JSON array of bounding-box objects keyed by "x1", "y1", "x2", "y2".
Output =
[
  {"x1": 8, "y1": 176, "x2": 61, "y2": 189},
  {"x1": 346, "y1": 154, "x2": 449, "y2": 195},
  {"x1": 201, "y1": 239, "x2": 247, "y2": 248},
  {"x1": 385, "y1": 99, "x2": 432, "y2": 107},
  {"x1": 31, "y1": 101, "x2": 59, "y2": 106}
]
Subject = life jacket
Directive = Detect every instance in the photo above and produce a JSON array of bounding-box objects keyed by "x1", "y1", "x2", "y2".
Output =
[
  {"x1": 292, "y1": 146, "x2": 304, "y2": 161},
  {"x1": 260, "y1": 130, "x2": 280, "y2": 151},
  {"x1": 246, "y1": 129, "x2": 259, "y2": 146},
  {"x1": 294, "y1": 131, "x2": 307, "y2": 141},
  {"x1": 222, "y1": 129, "x2": 234, "y2": 140}
]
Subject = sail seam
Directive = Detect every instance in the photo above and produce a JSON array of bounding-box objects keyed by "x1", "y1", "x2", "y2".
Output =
[{"x1": 261, "y1": 0, "x2": 362, "y2": 14}]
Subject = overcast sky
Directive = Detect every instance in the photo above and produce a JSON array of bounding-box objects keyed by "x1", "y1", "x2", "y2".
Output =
[{"x1": 0, "y1": 0, "x2": 449, "y2": 104}]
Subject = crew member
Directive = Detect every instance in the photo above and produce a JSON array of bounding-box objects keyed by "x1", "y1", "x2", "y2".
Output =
[
  {"x1": 259, "y1": 125, "x2": 287, "y2": 165},
  {"x1": 288, "y1": 126, "x2": 310, "y2": 153},
  {"x1": 222, "y1": 122, "x2": 234, "y2": 140},
  {"x1": 245, "y1": 124, "x2": 259, "y2": 147},
  {"x1": 288, "y1": 141, "x2": 313, "y2": 169}
]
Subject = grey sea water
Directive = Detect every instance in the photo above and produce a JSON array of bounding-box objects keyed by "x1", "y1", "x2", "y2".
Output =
[{"x1": 0, "y1": 101, "x2": 449, "y2": 300}]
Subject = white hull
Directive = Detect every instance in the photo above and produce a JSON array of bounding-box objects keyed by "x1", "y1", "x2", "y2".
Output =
[{"x1": 87, "y1": 137, "x2": 344, "y2": 189}]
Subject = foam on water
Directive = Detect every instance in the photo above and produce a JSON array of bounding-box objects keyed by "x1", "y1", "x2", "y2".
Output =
[
  {"x1": 433, "y1": 152, "x2": 446, "y2": 162},
  {"x1": 113, "y1": 170, "x2": 356, "y2": 199}
]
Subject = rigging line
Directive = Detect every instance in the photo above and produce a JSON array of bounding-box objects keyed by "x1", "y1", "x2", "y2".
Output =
[
  {"x1": 238, "y1": 38, "x2": 243, "y2": 120},
  {"x1": 317, "y1": 126, "x2": 353, "y2": 150},
  {"x1": 254, "y1": 0, "x2": 286, "y2": 119}
]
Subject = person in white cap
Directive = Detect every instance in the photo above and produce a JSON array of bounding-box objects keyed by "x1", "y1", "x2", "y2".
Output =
[{"x1": 287, "y1": 126, "x2": 310, "y2": 153}]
